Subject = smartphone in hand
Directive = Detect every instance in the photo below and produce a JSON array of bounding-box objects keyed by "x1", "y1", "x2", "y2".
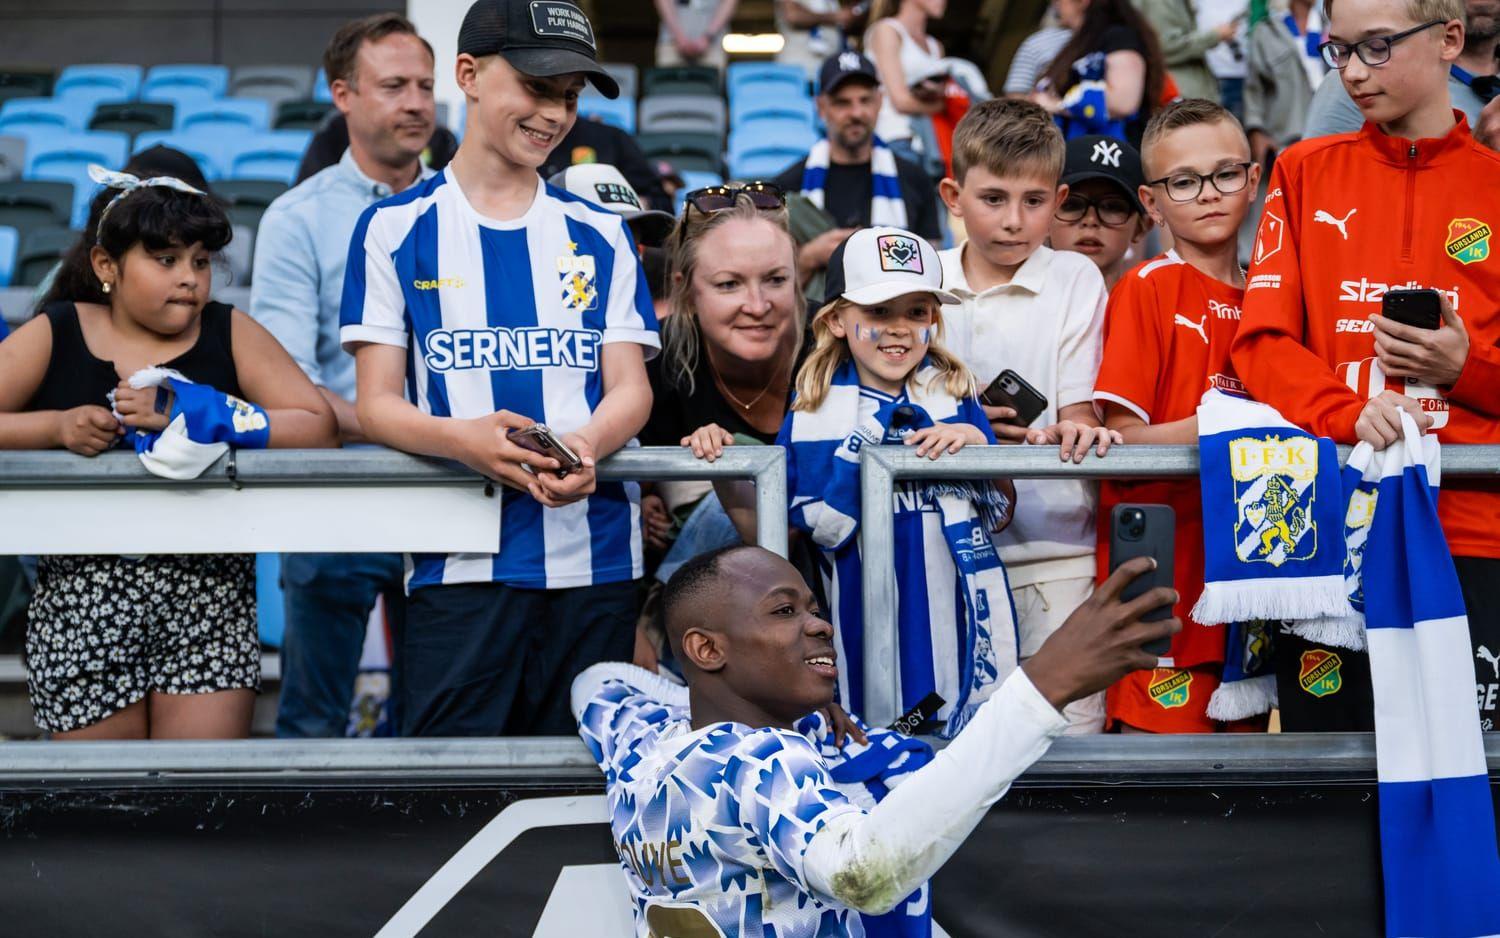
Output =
[
  {"x1": 1382, "y1": 288, "x2": 1442, "y2": 330},
  {"x1": 1109, "y1": 503, "x2": 1176, "y2": 657},
  {"x1": 980, "y1": 369, "x2": 1049, "y2": 428},
  {"x1": 507, "y1": 424, "x2": 583, "y2": 478}
]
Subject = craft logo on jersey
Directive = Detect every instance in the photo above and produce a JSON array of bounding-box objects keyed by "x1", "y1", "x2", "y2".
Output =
[
  {"x1": 1299, "y1": 649, "x2": 1343, "y2": 697},
  {"x1": 877, "y1": 234, "x2": 923, "y2": 273},
  {"x1": 1343, "y1": 486, "x2": 1377, "y2": 611},
  {"x1": 557, "y1": 243, "x2": 598, "y2": 314},
  {"x1": 1149, "y1": 669, "x2": 1192, "y2": 709},
  {"x1": 1445, "y1": 217, "x2": 1491, "y2": 265},
  {"x1": 1229, "y1": 434, "x2": 1318, "y2": 567}
]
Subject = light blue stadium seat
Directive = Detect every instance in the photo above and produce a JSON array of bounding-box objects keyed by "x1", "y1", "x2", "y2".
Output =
[
  {"x1": 729, "y1": 119, "x2": 817, "y2": 157},
  {"x1": 0, "y1": 98, "x2": 93, "y2": 134},
  {"x1": 28, "y1": 164, "x2": 99, "y2": 228},
  {"x1": 730, "y1": 93, "x2": 816, "y2": 129},
  {"x1": 0, "y1": 225, "x2": 17, "y2": 286},
  {"x1": 54, "y1": 65, "x2": 142, "y2": 102},
  {"x1": 227, "y1": 131, "x2": 312, "y2": 185},
  {"x1": 727, "y1": 63, "x2": 809, "y2": 103},
  {"x1": 177, "y1": 97, "x2": 271, "y2": 133},
  {"x1": 256, "y1": 553, "x2": 285, "y2": 647},
  {"x1": 143, "y1": 64, "x2": 229, "y2": 101},
  {"x1": 133, "y1": 130, "x2": 236, "y2": 180},
  {"x1": 727, "y1": 140, "x2": 810, "y2": 181},
  {"x1": 578, "y1": 94, "x2": 636, "y2": 134},
  {"x1": 24, "y1": 130, "x2": 130, "y2": 178},
  {"x1": 313, "y1": 68, "x2": 333, "y2": 103}
]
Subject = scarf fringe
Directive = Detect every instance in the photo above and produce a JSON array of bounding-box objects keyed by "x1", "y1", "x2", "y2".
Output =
[
  {"x1": 1284, "y1": 614, "x2": 1368, "y2": 652},
  {"x1": 1192, "y1": 574, "x2": 1351, "y2": 627},
  {"x1": 1206, "y1": 673, "x2": 1277, "y2": 721},
  {"x1": 924, "y1": 481, "x2": 1011, "y2": 535}
]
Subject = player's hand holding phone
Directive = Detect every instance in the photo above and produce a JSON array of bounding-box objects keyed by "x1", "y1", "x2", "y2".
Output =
[
  {"x1": 1021, "y1": 556, "x2": 1180, "y2": 713},
  {"x1": 525, "y1": 430, "x2": 597, "y2": 508},
  {"x1": 1373, "y1": 288, "x2": 1470, "y2": 387},
  {"x1": 447, "y1": 410, "x2": 563, "y2": 492}
]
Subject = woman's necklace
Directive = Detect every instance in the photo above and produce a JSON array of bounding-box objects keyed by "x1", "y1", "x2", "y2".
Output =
[{"x1": 706, "y1": 348, "x2": 784, "y2": 412}]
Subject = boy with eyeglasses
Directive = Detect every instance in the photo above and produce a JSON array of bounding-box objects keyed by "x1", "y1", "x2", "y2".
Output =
[
  {"x1": 1233, "y1": 0, "x2": 1500, "y2": 732},
  {"x1": 1050, "y1": 134, "x2": 1153, "y2": 291},
  {"x1": 1093, "y1": 98, "x2": 1262, "y2": 733},
  {"x1": 340, "y1": 0, "x2": 659, "y2": 737}
]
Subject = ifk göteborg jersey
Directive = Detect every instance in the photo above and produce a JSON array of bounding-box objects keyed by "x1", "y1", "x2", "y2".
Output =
[{"x1": 340, "y1": 171, "x2": 659, "y2": 591}]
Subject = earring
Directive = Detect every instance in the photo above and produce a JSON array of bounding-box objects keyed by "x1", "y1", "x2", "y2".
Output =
[{"x1": 102, "y1": 282, "x2": 111, "y2": 294}]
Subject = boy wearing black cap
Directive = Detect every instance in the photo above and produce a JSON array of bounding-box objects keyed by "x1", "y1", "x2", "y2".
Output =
[
  {"x1": 1049, "y1": 135, "x2": 1152, "y2": 292},
  {"x1": 341, "y1": 0, "x2": 660, "y2": 738}
]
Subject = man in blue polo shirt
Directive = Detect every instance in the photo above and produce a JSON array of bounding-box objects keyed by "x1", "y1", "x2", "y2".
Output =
[{"x1": 341, "y1": 0, "x2": 658, "y2": 736}]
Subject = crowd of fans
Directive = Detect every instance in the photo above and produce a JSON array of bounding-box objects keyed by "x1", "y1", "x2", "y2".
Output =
[{"x1": 0, "y1": 0, "x2": 1497, "y2": 744}]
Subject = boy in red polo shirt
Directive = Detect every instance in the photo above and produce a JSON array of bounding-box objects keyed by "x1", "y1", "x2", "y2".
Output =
[
  {"x1": 1232, "y1": 0, "x2": 1500, "y2": 730},
  {"x1": 1094, "y1": 99, "x2": 1261, "y2": 732}
]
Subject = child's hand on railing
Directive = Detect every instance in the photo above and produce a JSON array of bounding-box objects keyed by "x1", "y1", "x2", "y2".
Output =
[
  {"x1": 1025, "y1": 420, "x2": 1123, "y2": 463},
  {"x1": 905, "y1": 421, "x2": 988, "y2": 460},
  {"x1": 56, "y1": 405, "x2": 120, "y2": 456},
  {"x1": 680, "y1": 423, "x2": 734, "y2": 463}
]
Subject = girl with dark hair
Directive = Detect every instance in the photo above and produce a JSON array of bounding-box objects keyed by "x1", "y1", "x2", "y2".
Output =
[
  {"x1": 0, "y1": 168, "x2": 336, "y2": 740},
  {"x1": 1034, "y1": 0, "x2": 1174, "y2": 145}
]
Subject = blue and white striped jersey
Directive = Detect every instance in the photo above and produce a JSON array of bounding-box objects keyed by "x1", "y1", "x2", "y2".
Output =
[{"x1": 340, "y1": 170, "x2": 660, "y2": 590}]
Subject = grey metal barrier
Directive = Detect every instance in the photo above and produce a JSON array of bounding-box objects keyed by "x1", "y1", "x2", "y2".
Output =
[{"x1": 857, "y1": 443, "x2": 1500, "y2": 727}]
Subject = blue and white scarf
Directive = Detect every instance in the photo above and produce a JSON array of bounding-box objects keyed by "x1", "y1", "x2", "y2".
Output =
[
  {"x1": 1194, "y1": 391, "x2": 1351, "y2": 626},
  {"x1": 781, "y1": 359, "x2": 1017, "y2": 737},
  {"x1": 1356, "y1": 412, "x2": 1500, "y2": 938},
  {"x1": 800, "y1": 136, "x2": 908, "y2": 228},
  {"x1": 112, "y1": 366, "x2": 270, "y2": 480}
]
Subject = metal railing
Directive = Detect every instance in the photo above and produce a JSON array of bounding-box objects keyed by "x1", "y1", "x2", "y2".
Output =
[{"x1": 857, "y1": 443, "x2": 1500, "y2": 726}]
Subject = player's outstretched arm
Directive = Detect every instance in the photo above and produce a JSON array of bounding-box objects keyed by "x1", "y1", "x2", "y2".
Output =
[{"x1": 803, "y1": 558, "x2": 1178, "y2": 914}]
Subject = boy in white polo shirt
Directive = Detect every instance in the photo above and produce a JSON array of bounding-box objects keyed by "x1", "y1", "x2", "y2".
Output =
[
  {"x1": 340, "y1": 0, "x2": 659, "y2": 737},
  {"x1": 938, "y1": 98, "x2": 1118, "y2": 733}
]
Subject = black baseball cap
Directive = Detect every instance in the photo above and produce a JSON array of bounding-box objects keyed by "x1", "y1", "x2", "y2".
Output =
[
  {"x1": 1060, "y1": 135, "x2": 1146, "y2": 214},
  {"x1": 818, "y1": 51, "x2": 880, "y2": 96},
  {"x1": 457, "y1": 0, "x2": 620, "y2": 99}
]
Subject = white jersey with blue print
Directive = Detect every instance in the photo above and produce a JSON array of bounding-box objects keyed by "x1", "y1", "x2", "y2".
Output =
[
  {"x1": 339, "y1": 170, "x2": 660, "y2": 591},
  {"x1": 577, "y1": 666, "x2": 937, "y2": 938}
]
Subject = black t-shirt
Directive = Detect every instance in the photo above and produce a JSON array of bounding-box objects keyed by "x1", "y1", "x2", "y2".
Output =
[
  {"x1": 773, "y1": 154, "x2": 942, "y2": 242},
  {"x1": 538, "y1": 118, "x2": 671, "y2": 212},
  {"x1": 641, "y1": 331, "x2": 811, "y2": 446}
]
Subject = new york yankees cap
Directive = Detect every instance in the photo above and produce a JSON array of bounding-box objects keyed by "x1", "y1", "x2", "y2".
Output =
[
  {"x1": 1061, "y1": 135, "x2": 1146, "y2": 214},
  {"x1": 818, "y1": 51, "x2": 880, "y2": 96},
  {"x1": 458, "y1": 0, "x2": 620, "y2": 99},
  {"x1": 823, "y1": 226, "x2": 959, "y2": 308},
  {"x1": 547, "y1": 163, "x2": 676, "y2": 246}
]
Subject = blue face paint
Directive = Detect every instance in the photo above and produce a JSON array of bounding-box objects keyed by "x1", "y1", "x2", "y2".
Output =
[{"x1": 851, "y1": 324, "x2": 934, "y2": 343}]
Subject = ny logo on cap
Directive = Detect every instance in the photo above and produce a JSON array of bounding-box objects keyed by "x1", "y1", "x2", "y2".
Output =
[
  {"x1": 877, "y1": 234, "x2": 924, "y2": 274},
  {"x1": 839, "y1": 52, "x2": 863, "y2": 71},
  {"x1": 1091, "y1": 140, "x2": 1122, "y2": 168}
]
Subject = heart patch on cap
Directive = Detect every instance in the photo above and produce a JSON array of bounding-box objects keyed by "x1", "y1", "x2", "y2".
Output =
[{"x1": 877, "y1": 234, "x2": 923, "y2": 274}]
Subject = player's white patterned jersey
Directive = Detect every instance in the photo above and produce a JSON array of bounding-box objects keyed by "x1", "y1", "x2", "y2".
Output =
[{"x1": 339, "y1": 170, "x2": 659, "y2": 591}]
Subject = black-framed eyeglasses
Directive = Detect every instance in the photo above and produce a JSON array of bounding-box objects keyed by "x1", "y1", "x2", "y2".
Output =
[
  {"x1": 1318, "y1": 20, "x2": 1442, "y2": 69},
  {"x1": 1146, "y1": 162, "x2": 1253, "y2": 202},
  {"x1": 1056, "y1": 193, "x2": 1137, "y2": 226}
]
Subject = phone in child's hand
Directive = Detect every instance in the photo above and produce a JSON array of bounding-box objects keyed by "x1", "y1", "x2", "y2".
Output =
[
  {"x1": 1109, "y1": 504, "x2": 1176, "y2": 657},
  {"x1": 1382, "y1": 288, "x2": 1442, "y2": 330},
  {"x1": 506, "y1": 424, "x2": 583, "y2": 479},
  {"x1": 980, "y1": 369, "x2": 1048, "y2": 428}
]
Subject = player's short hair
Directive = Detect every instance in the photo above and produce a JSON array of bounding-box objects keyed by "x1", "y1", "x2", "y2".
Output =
[
  {"x1": 661, "y1": 545, "x2": 755, "y2": 643},
  {"x1": 323, "y1": 12, "x2": 434, "y2": 87},
  {"x1": 1324, "y1": 0, "x2": 1463, "y2": 25},
  {"x1": 1140, "y1": 98, "x2": 1247, "y2": 173},
  {"x1": 950, "y1": 98, "x2": 1065, "y2": 186}
]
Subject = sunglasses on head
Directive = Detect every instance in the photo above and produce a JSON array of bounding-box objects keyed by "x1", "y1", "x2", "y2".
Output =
[{"x1": 681, "y1": 182, "x2": 786, "y2": 217}]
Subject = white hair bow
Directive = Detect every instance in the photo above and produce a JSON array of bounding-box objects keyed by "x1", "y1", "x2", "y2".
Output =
[{"x1": 88, "y1": 163, "x2": 207, "y2": 233}]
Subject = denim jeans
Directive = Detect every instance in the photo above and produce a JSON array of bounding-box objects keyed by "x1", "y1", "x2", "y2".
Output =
[{"x1": 275, "y1": 552, "x2": 404, "y2": 738}]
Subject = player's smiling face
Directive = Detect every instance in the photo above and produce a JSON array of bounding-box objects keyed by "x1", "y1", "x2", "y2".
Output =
[{"x1": 467, "y1": 55, "x2": 582, "y2": 169}]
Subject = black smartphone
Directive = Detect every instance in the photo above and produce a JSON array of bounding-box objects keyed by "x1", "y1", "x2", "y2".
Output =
[
  {"x1": 507, "y1": 424, "x2": 583, "y2": 479},
  {"x1": 980, "y1": 369, "x2": 1048, "y2": 428},
  {"x1": 1382, "y1": 288, "x2": 1442, "y2": 330},
  {"x1": 1109, "y1": 504, "x2": 1176, "y2": 657}
]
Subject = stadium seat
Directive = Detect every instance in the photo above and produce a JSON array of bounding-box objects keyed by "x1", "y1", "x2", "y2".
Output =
[
  {"x1": 88, "y1": 101, "x2": 174, "y2": 138},
  {"x1": 0, "y1": 135, "x2": 23, "y2": 182},
  {"x1": 226, "y1": 131, "x2": 311, "y2": 186},
  {"x1": 215, "y1": 178, "x2": 288, "y2": 232},
  {"x1": 578, "y1": 95, "x2": 636, "y2": 134},
  {"x1": 16, "y1": 225, "x2": 75, "y2": 287},
  {"x1": 24, "y1": 130, "x2": 129, "y2": 177},
  {"x1": 143, "y1": 64, "x2": 229, "y2": 101},
  {"x1": 132, "y1": 131, "x2": 230, "y2": 180},
  {"x1": 27, "y1": 163, "x2": 103, "y2": 229},
  {"x1": 312, "y1": 68, "x2": 333, "y2": 103},
  {"x1": 0, "y1": 180, "x2": 73, "y2": 235},
  {"x1": 730, "y1": 94, "x2": 816, "y2": 130},
  {"x1": 0, "y1": 69, "x2": 54, "y2": 106},
  {"x1": 274, "y1": 98, "x2": 333, "y2": 131},
  {"x1": 177, "y1": 98, "x2": 271, "y2": 133},
  {"x1": 54, "y1": 65, "x2": 140, "y2": 102},
  {"x1": 727, "y1": 140, "x2": 809, "y2": 181},
  {"x1": 639, "y1": 94, "x2": 726, "y2": 137},
  {"x1": 230, "y1": 65, "x2": 313, "y2": 110},
  {"x1": 0, "y1": 98, "x2": 86, "y2": 135},
  {"x1": 727, "y1": 63, "x2": 809, "y2": 103},
  {"x1": 602, "y1": 63, "x2": 639, "y2": 100},
  {"x1": 0, "y1": 225, "x2": 17, "y2": 287},
  {"x1": 637, "y1": 132, "x2": 724, "y2": 175},
  {"x1": 729, "y1": 117, "x2": 817, "y2": 151},
  {"x1": 643, "y1": 66, "x2": 721, "y2": 98}
]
